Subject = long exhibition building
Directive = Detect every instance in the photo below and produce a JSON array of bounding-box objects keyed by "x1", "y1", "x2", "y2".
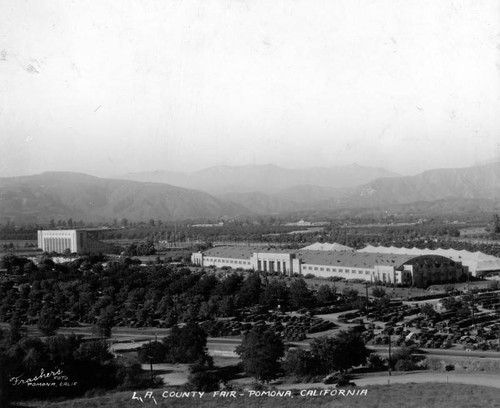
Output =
[{"x1": 191, "y1": 246, "x2": 468, "y2": 288}]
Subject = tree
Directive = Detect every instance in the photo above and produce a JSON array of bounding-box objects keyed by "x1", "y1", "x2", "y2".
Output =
[
  {"x1": 138, "y1": 341, "x2": 166, "y2": 364},
  {"x1": 372, "y1": 295, "x2": 390, "y2": 315},
  {"x1": 289, "y1": 279, "x2": 315, "y2": 309},
  {"x1": 282, "y1": 348, "x2": 321, "y2": 378},
  {"x1": 493, "y1": 214, "x2": 500, "y2": 234},
  {"x1": 391, "y1": 346, "x2": 419, "y2": 371},
  {"x1": 8, "y1": 313, "x2": 24, "y2": 344},
  {"x1": 37, "y1": 306, "x2": 60, "y2": 336},
  {"x1": 342, "y1": 287, "x2": 359, "y2": 302},
  {"x1": 184, "y1": 364, "x2": 220, "y2": 392},
  {"x1": 310, "y1": 330, "x2": 369, "y2": 374},
  {"x1": 95, "y1": 306, "x2": 115, "y2": 338},
  {"x1": 163, "y1": 322, "x2": 212, "y2": 366},
  {"x1": 419, "y1": 303, "x2": 436, "y2": 318},
  {"x1": 440, "y1": 297, "x2": 460, "y2": 311},
  {"x1": 367, "y1": 353, "x2": 386, "y2": 370},
  {"x1": 371, "y1": 286, "x2": 386, "y2": 298},
  {"x1": 217, "y1": 296, "x2": 235, "y2": 317},
  {"x1": 73, "y1": 340, "x2": 118, "y2": 391},
  {"x1": 259, "y1": 280, "x2": 290, "y2": 310},
  {"x1": 238, "y1": 273, "x2": 262, "y2": 307},
  {"x1": 316, "y1": 284, "x2": 336, "y2": 304},
  {"x1": 0, "y1": 350, "x2": 11, "y2": 408},
  {"x1": 236, "y1": 326, "x2": 284, "y2": 383}
]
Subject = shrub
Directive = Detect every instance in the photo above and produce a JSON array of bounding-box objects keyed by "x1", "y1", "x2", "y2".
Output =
[
  {"x1": 395, "y1": 358, "x2": 417, "y2": 371},
  {"x1": 367, "y1": 353, "x2": 386, "y2": 370},
  {"x1": 424, "y1": 358, "x2": 443, "y2": 371},
  {"x1": 137, "y1": 341, "x2": 166, "y2": 364},
  {"x1": 184, "y1": 366, "x2": 220, "y2": 392},
  {"x1": 282, "y1": 348, "x2": 321, "y2": 378}
]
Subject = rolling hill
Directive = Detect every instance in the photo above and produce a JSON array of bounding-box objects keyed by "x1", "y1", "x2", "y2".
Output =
[
  {"x1": 1, "y1": 162, "x2": 499, "y2": 224},
  {"x1": 348, "y1": 162, "x2": 500, "y2": 207},
  {"x1": 0, "y1": 172, "x2": 248, "y2": 223},
  {"x1": 115, "y1": 163, "x2": 400, "y2": 194}
]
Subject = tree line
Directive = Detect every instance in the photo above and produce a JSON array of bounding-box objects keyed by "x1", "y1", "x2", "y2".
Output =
[{"x1": 0, "y1": 254, "x2": 347, "y2": 335}]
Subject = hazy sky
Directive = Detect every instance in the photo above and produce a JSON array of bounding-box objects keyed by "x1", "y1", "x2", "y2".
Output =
[{"x1": 1, "y1": 0, "x2": 499, "y2": 178}]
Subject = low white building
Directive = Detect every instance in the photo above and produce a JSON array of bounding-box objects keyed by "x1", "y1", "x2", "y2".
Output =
[
  {"x1": 192, "y1": 246, "x2": 467, "y2": 288},
  {"x1": 359, "y1": 245, "x2": 500, "y2": 277}
]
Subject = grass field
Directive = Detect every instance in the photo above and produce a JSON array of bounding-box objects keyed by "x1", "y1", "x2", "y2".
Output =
[{"x1": 16, "y1": 383, "x2": 500, "y2": 408}]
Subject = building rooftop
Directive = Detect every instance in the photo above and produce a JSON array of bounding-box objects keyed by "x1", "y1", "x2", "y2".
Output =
[
  {"x1": 295, "y1": 250, "x2": 415, "y2": 269},
  {"x1": 300, "y1": 242, "x2": 354, "y2": 251},
  {"x1": 201, "y1": 246, "x2": 453, "y2": 269},
  {"x1": 360, "y1": 245, "x2": 500, "y2": 273},
  {"x1": 203, "y1": 246, "x2": 287, "y2": 259}
]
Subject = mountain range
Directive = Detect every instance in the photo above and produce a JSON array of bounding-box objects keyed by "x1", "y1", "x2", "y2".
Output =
[
  {"x1": 0, "y1": 172, "x2": 245, "y2": 224},
  {"x1": 114, "y1": 164, "x2": 399, "y2": 194},
  {"x1": 0, "y1": 162, "x2": 499, "y2": 223}
]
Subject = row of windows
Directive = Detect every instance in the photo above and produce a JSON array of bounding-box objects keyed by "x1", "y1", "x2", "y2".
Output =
[
  {"x1": 303, "y1": 265, "x2": 371, "y2": 275},
  {"x1": 43, "y1": 238, "x2": 72, "y2": 251},
  {"x1": 205, "y1": 257, "x2": 251, "y2": 266},
  {"x1": 40, "y1": 232, "x2": 75, "y2": 237}
]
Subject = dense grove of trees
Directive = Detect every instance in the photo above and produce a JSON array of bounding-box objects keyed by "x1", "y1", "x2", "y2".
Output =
[
  {"x1": 235, "y1": 327, "x2": 370, "y2": 383},
  {"x1": 121, "y1": 239, "x2": 157, "y2": 256},
  {"x1": 0, "y1": 330, "x2": 152, "y2": 405},
  {"x1": 0, "y1": 254, "x2": 344, "y2": 335},
  {"x1": 0, "y1": 253, "x2": 376, "y2": 401},
  {"x1": 2, "y1": 214, "x2": 500, "y2": 259},
  {"x1": 281, "y1": 330, "x2": 369, "y2": 381}
]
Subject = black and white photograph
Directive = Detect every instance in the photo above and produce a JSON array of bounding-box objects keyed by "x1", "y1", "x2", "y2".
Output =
[{"x1": 1, "y1": 1, "x2": 500, "y2": 407}]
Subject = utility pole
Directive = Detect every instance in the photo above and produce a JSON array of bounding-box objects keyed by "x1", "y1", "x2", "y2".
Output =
[
  {"x1": 365, "y1": 281, "x2": 369, "y2": 308},
  {"x1": 388, "y1": 335, "x2": 392, "y2": 376},
  {"x1": 147, "y1": 340, "x2": 154, "y2": 384},
  {"x1": 471, "y1": 291, "x2": 475, "y2": 326}
]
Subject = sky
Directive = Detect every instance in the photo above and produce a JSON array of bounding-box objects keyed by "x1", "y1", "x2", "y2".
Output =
[{"x1": 0, "y1": 0, "x2": 499, "y2": 178}]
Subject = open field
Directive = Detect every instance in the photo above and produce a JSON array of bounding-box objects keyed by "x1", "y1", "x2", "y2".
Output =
[{"x1": 17, "y1": 383, "x2": 500, "y2": 408}]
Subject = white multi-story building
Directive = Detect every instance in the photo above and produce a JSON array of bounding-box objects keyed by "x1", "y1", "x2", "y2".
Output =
[{"x1": 37, "y1": 229, "x2": 112, "y2": 254}]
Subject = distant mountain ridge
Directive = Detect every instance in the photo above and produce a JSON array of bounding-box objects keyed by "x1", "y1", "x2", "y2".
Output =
[
  {"x1": 1, "y1": 162, "x2": 499, "y2": 223},
  {"x1": 348, "y1": 161, "x2": 500, "y2": 206},
  {"x1": 114, "y1": 163, "x2": 400, "y2": 194},
  {"x1": 0, "y1": 172, "x2": 247, "y2": 223}
]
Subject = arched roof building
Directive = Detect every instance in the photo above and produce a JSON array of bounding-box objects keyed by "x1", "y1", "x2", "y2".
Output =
[
  {"x1": 359, "y1": 245, "x2": 500, "y2": 277},
  {"x1": 192, "y1": 246, "x2": 466, "y2": 288}
]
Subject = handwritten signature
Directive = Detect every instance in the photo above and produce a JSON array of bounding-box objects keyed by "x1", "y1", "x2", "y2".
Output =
[{"x1": 10, "y1": 369, "x2": 77, "y2": 387}]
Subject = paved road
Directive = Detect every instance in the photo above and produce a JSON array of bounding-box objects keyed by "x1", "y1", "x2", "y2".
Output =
[
  {"x1": 353, "y1": 372, "x2": 500, "y2": 389},
  {"x1": 206, "y1": 338, "x2": 500, "y2": 360},
  {"x1": 276, "y1": 372, "x2": 500, "y2": 390},
  {"x1": 369, "y1": 345, "x2": 500, "y2": 359},
  {"x1": 4, "y1": 322, "x2": 500, "y2": 361}
]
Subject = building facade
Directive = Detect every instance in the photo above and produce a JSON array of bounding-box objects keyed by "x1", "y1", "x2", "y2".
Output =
[
  {"x1": 37, "y1": 229, "x2": 112, "y2": 254},
  {"x1": 191, "y1": 246, "x2": 467, "y2": 288}
]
